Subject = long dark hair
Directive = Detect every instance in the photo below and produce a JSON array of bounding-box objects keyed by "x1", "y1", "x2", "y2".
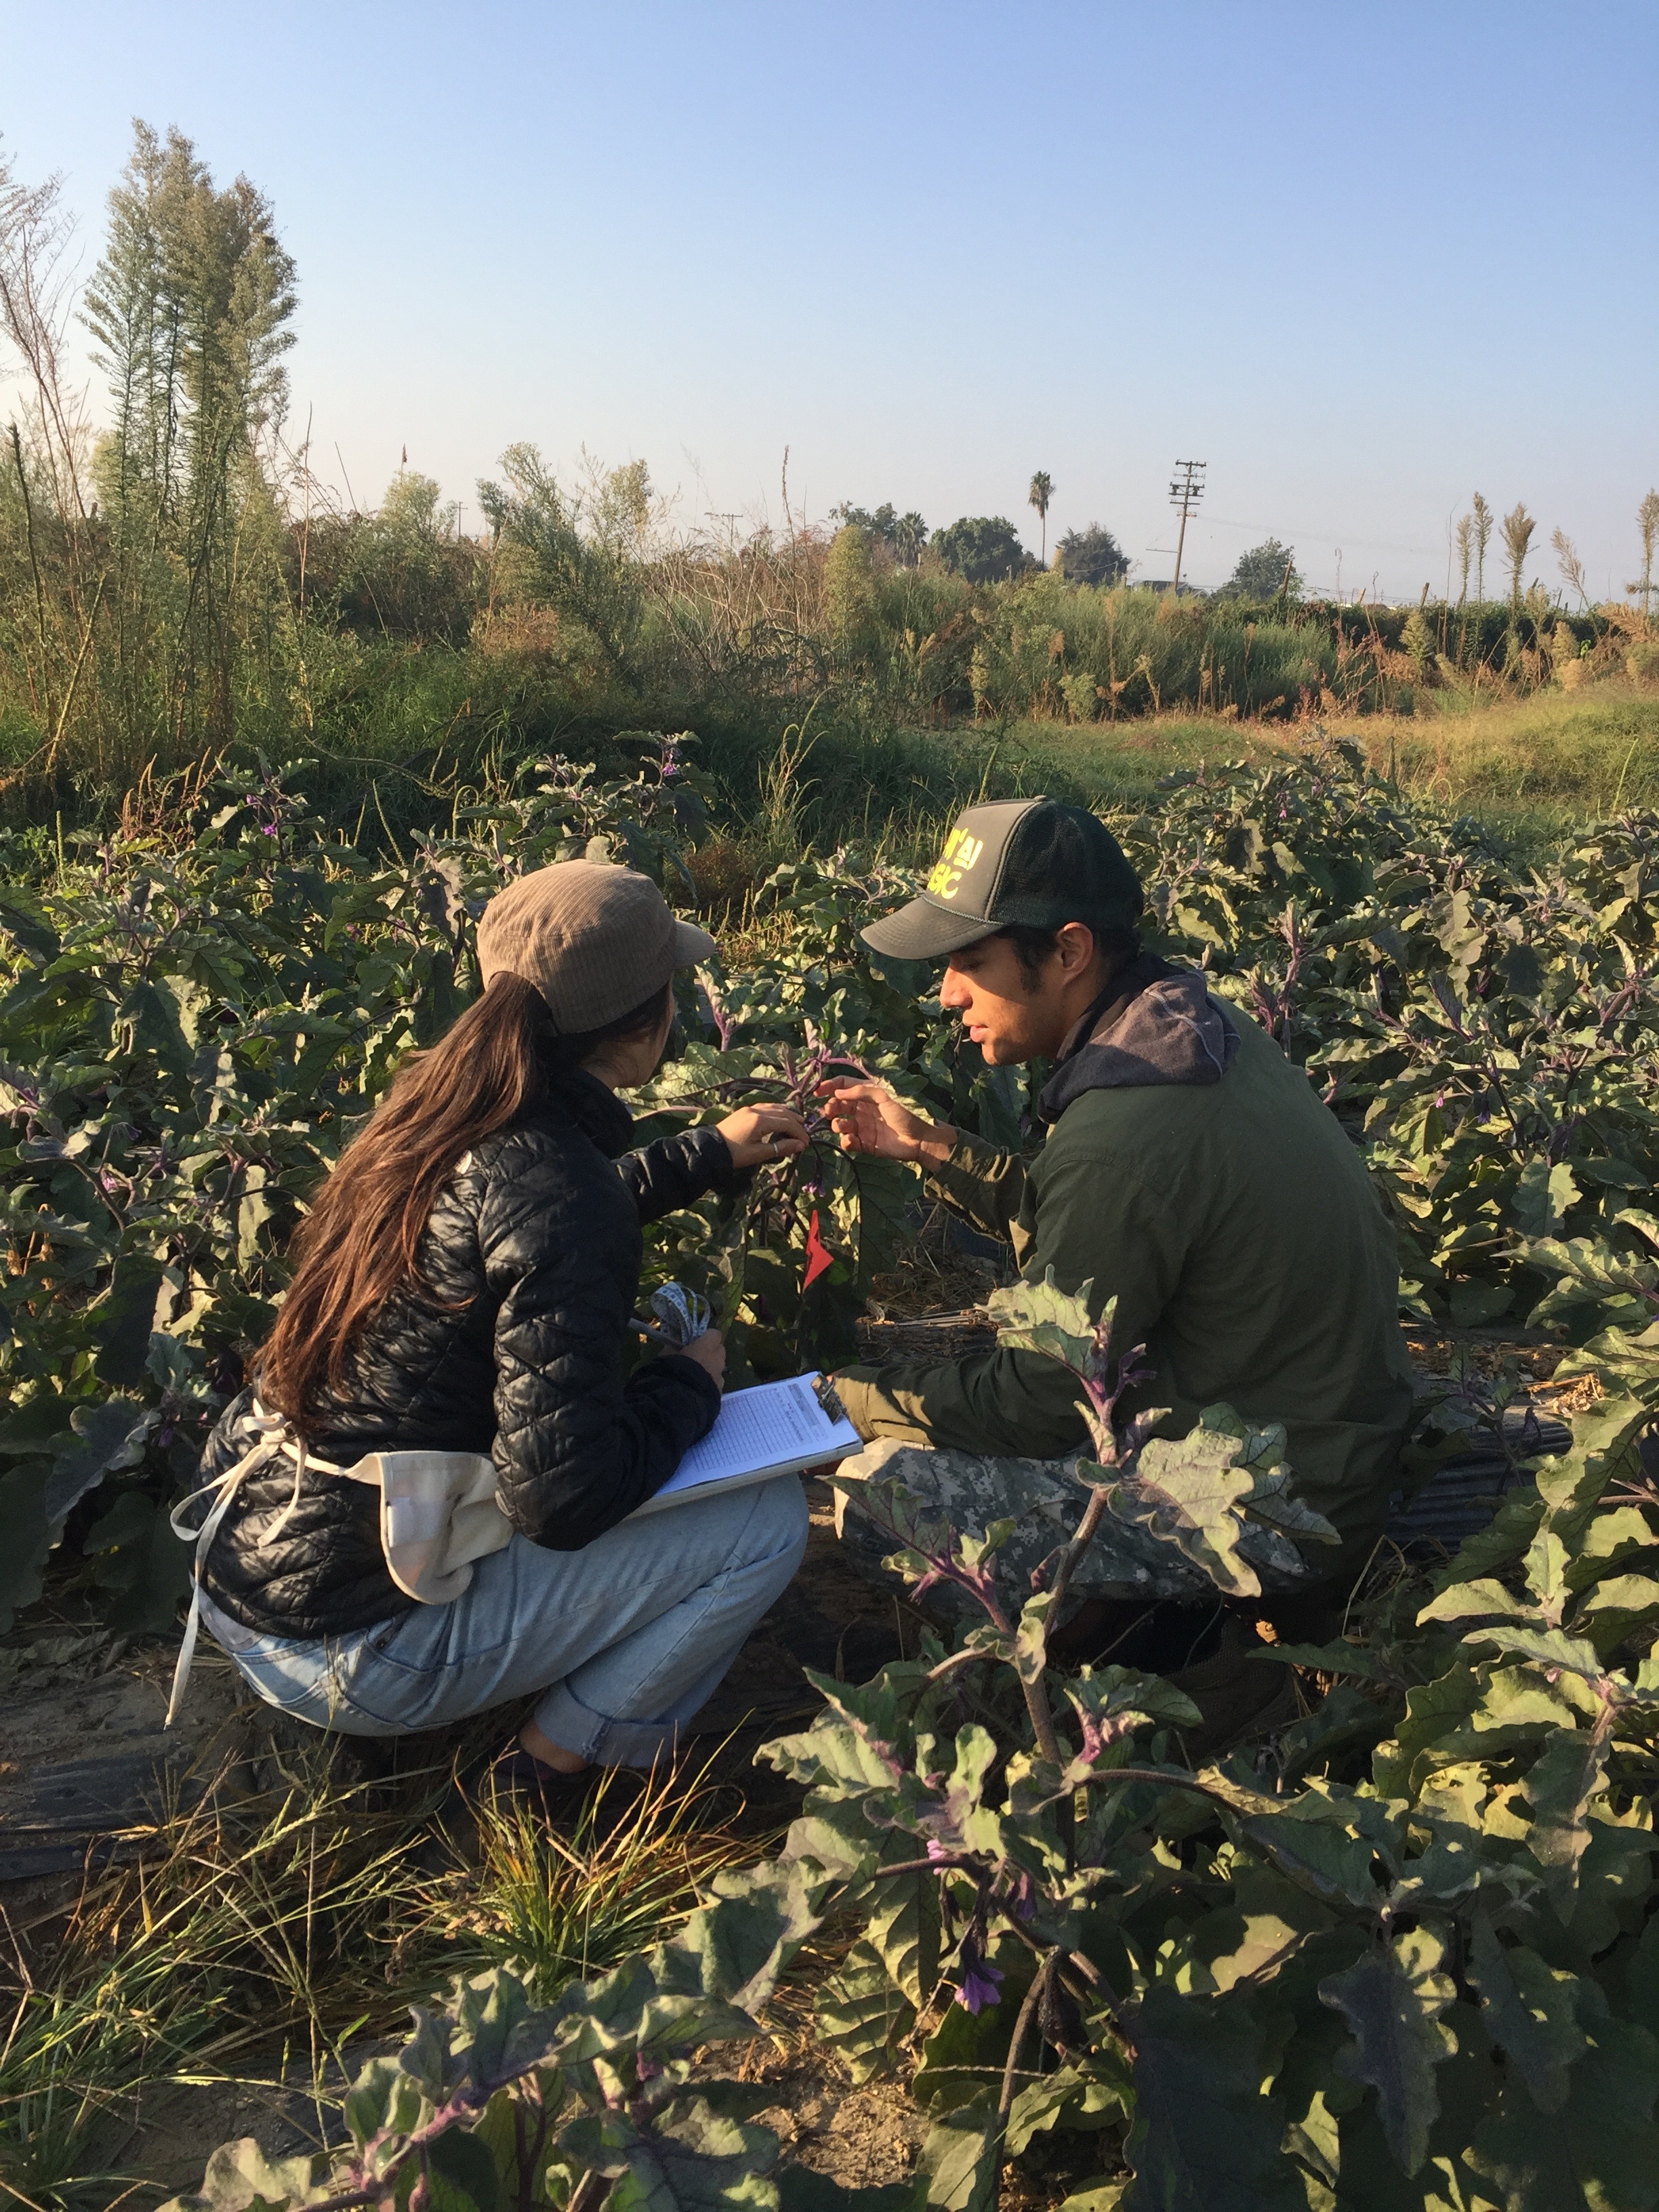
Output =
[{"x1": 257, "y1": 971, "x2": 672, "y2": 1432}]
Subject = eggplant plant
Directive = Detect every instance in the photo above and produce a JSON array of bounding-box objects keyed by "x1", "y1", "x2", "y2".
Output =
[
  {"x1": 161, "y1": 1277, "x2": 1659, "y2": 2212},
  {"x1": 1, "y1": 731, "x2": 1658, "y2": 1658}
]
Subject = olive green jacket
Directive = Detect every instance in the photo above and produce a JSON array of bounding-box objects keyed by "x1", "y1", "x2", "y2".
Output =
[{"x1": 835, "y1": 1007, "x2": 1414, "y2": 1567}]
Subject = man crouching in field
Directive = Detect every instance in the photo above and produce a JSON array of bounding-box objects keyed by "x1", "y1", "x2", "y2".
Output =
[{"x1": 822, "y1": 796, "x2": 1414, "y2": 1749}]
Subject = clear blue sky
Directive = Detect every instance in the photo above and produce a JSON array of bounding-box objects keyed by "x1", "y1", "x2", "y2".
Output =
[{"x1": 3, "y1": 1, "x2": 1655, "y2": 599}]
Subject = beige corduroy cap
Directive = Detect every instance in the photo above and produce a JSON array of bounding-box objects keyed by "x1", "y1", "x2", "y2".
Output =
[{"x1": 476, "y1": 861, "x2": 716, "y2": 1033}]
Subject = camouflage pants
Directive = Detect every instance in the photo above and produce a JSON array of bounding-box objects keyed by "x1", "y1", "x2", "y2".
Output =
[{"x1": 830, "y1": 1436, "x2": 1309, "y2": 1626}]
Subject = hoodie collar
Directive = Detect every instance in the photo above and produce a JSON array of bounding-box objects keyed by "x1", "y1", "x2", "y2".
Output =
[
  {"x1": 1052, "y1": 951, "x2": 1176, "y2": 1065},
  {"x1": 1037, "y1": 955, "x2": 1239, "y2": 1124}
]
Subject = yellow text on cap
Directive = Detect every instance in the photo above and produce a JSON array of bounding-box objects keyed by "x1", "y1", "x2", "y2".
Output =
[{"x1": 926, "y1": 828, "x2": 985, "y2": 901}]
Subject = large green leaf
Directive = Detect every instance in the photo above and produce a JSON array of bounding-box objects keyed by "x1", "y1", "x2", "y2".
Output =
[
  {"x1": 425, "y1": 2125, "x2": 508, "y2": 2212},
  {"x1": 1460, "y1": 1624, "x2": 1606, "y2": 1681},
  {"x1": 1120, "y1": 1988, "x2": 1303, "y2": 2212},
  {"x1": 1567, "y1": 1507, "x2": 1659, "y2": 1593},
  {"x1": 1107, "y1": 1420, "x2": 1261, "y2": 1597},
  {"x1": 1237, "y1": 1466, "x2": 1340, "y2": 1548},
  {"x1": 1513, "y1": 1158, "x2": 1581, "y2": 1240},
  {"x1": 569, "y1": 2096, "x2": 780, "y2": 2212},
  {"x1": 43, "y1": 1394, "x2": 153, "y2": 1526},
  {"x1": 1574, "y1": 1572, "x2": 1659, "y2": 1656},
  {"x1": 1003, "y1": 2065, "x2": 1126, "y2": 2155},
  {"x1": 83, "y1": 1488, "x2": 193, "y2": 1633},
  {"x1": 1240, "y1": 1804, "x2": 1383, "y2": 1910},
  {"x1": 865, "y1": 1851, "x2": 941, "y2": 2011},
  {"x1": 1465, "y1": 1989, "x2": 1659, "y2": 2212},
  {"x1": 775, "y1": 2173, "x2": 924, "y2": 2212},
  {"x1": 91, "y1": 1251, "x2": 169, "y2": 1387},
  {"x1": 1520, "y1": 1727, "x2": 1615, "y2": 1911},
  {"x1": 0, "y1": 1459, "x2": 53, "y2": 1631},
  {"x1": 157, "y1": 2135, "x2": 325, "y2": 2211},
  {"x1": 1318, "y1": 1929, "x2": 1456, "y2": 2175},
  {"x1": 1052, "y1": 2185, "x2": 1125, "y2": 2212},
  {"x1": 1160, "y1": 1865, "x2": 1336, "y2": 1996},
  {"x1": 1468, "y1": 1915, "x2": 1584, "y2": 2114},
  {"x1": 918, "y1": 2091, "x2": 998, "y2": 2212},
  {"x1": 1416, "y1": 1576, "x2": 1534, "y2": 1626},
  {"x1": 1534, "y1": 1393, "x2": 1654, "y2": 1521},
  {"x1": 814, "y1": 1940, "x2": 914, "y2": 2085},
  {"x1": 656, "y1": 1864, "x2": 822, "y2": 2021},
  {"x1": 983, "y1": 1271, "x2": 1105, "y2": 1376}
]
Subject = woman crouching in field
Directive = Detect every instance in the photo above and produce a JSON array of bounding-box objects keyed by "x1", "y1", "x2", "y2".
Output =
[{"x1": 176, "y1": 860, "x2": 809, "y2": 1795}]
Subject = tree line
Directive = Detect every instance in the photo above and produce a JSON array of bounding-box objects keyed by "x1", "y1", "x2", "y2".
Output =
[{"x1": 3, "y1": 123, "x2": 1656, "y2": 819}]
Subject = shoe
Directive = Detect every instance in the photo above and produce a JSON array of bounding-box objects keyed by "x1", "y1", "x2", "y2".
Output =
[
  {"x1": 1050, "y1": 1597, "x2": 1227, "y2": 1675},
  {"x1": 447, "y1": 1744, "x2": 600, "y2": 1835},
  {"x1": 1167, "y1": 1619, "x2": 1300, "y2": 1761}
]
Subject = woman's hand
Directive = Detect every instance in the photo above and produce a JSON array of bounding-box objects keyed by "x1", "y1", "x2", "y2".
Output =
[
  {"x1": 676, "y1": 1326, "x2": 726, "y2": 1388},
  {"x1": 817, "y1": 1080, "x2": 957, "y2": 1167},
  {"x1": 716, "y1": 1104, "x2": 811, "y2": 1172}
]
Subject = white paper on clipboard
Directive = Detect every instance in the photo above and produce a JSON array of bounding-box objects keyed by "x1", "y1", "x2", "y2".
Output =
[{"x1": 628, "y1": 1374, "x2": 861, "y2": 1517}]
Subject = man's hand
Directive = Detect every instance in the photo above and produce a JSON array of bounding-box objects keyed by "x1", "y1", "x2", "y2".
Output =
[
  {"x1": 818, "y1": 1080, "x2": 957, "y2": 1168},
  {"x1": 715, "y1": 1105, "x2": 810, "y2": 1172}
]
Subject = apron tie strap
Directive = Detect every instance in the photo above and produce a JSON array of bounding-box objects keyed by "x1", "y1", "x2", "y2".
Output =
[{"x1": 165, "y1": 1404, "x2": 338, "y2": 1728}]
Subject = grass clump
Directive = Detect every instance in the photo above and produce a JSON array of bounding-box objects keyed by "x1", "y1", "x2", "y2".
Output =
[
  {"x1": 0, "y1": 1736, "x2": 753, "y2": 2209},
  {"x1": 407, "y1": 1755, "x2": 769, "y2": 2004}
]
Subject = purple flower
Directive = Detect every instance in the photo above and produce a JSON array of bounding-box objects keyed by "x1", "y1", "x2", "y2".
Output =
[
  {"x1": 953, "y1": 1929, "x2": 1004, "y2": 2015},
  {"x1": 260, "y1": 824, "x2": 277, "y2": 837},
  {"x1": 956, "y1": 1961, "x2": 1004, "y2": 2015}
]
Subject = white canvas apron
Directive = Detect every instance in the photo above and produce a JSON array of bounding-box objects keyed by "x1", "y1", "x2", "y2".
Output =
[{"x1": 165, "y1": 1404, "x2": 512, "y2": 1726}]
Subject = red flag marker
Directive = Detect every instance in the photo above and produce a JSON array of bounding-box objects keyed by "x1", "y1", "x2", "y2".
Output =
[{"x1": 802, "y1": 1209, "x2": 835, "y2": 1290}]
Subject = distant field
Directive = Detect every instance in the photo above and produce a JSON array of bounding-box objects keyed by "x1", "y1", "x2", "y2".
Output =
[{"x1": 945, "y1": 684, "x2": 1659, "y2": 850}]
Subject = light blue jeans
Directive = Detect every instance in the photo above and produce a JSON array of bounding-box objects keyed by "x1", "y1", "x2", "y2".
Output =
[{"x1": 202, "y1": 1475, "x2": 809, "y2": 1765}]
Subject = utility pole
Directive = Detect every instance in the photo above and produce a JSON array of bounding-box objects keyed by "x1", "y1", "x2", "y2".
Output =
[{"x1": 1168, "y1": 461, "x2": 1206, "y2": 594}]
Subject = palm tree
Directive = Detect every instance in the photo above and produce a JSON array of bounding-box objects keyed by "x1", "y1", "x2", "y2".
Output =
[
  {"x1": 1635, "y1": 491, "x2": 1659, "y2": 619},
  {"x1": 1028, "y1": 472, "x2": 1054, "y2": 566},
  {"x1": 893, "y1": 510, "x2": 927, "y2": 568}
]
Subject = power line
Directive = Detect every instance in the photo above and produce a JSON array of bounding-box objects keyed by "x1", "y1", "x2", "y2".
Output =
[
  {"x1": 1190, "y1": 513, "x2": 1446, "y2": 558},
  {"x1": 1168, "y1": 461, "x2": 1206, "y2": 594}
]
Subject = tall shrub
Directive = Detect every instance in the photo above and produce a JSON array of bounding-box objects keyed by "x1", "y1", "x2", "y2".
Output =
[{"x1": 83, "y1": 121, "x2": 297, "y2": 761}]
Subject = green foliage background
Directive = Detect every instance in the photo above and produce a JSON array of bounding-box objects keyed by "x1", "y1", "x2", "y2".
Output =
[{"x1": 5, "y1": 733, "x2": 1659, "y2": 1639}]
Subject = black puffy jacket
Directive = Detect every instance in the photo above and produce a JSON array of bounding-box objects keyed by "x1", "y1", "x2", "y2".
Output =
[{"x1": 194, "y1": 1070, "x2": 732, "y2": 1639}]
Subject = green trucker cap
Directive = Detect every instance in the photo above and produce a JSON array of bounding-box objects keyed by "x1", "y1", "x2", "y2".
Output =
[{"x1": 861, "y1": 796, "x2": 1143, "y2": 962}]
